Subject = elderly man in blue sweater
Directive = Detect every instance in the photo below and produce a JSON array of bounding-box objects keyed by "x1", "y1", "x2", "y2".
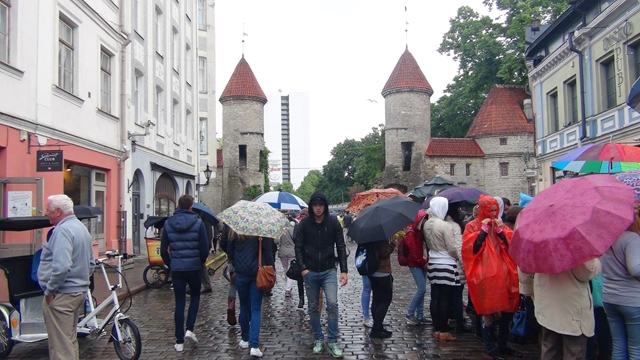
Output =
[{"x1": 38, "y1": 194, "x2": 95, "y2": 360}]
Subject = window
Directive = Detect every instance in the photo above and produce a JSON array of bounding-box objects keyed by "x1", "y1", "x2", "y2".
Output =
[
  {"x1": 601, "y1": 57, "x2": 616, "y2": 110},
  {"x1": 0, "y1": 0, "x2": 9, "y2": 64},
  {"x1": 186, "y1": 0, "x2": 193, "y2": 20},
  {"x1": 548, "y1": 90, "x2": 559, "y2": 133},
  {"x1": 500, "y1": 163, "x2": 509, "y2": 176},
  {"x1": 239, "y1": 145, "x2": 247, "y2": 168},
  {"x1": 58, "y1": 18, "x2": 74, "y2": 92},
  {"x1": 197, "y1": 0, "x2": 206, "y2": 30},
  {"x1": 155, "y1": 173, "x2": 176, "y2": 217},
  {"x1": 100, "y1": 49, "x2": 112, "y2": 112},
  {"x1": 499, "y1": 138, "x2": 507, "y2": 145},
  {"x1": 466, "y1": 164, "x2": 471, "y2": 176},
  {"x1": 450, "y1": 164, "x2": 455, "y2": 176},
  {"x1": 185, "y1": 45, "x2": 192, "y2": 84},
  {"x1": 566, "y1": 79, "x2": 578, "y2": 125},
  {"x1": 401, "y1": 142, "x2": 413, "y2": 171},
  {"x1": 133, "y1": 0, "x2": 144, "y2": 33},
  {"x1": 199, "y1": 118, "x2": 207, "y2": 154},
  {"x1": 155, "y1": 87, "x2": 164, "y2": 135},
  {"x1": 186, "y1": 110, "x2": 193, "y2": 150},
  {"x1": 198, "y1": 57, "x2": 207, "y2": 93},
  {"x1": 172, "y1": 100, "x2": 179, "y2": 143},
  {"x1": 154, "y1": 7, "x2": 163, "y2": 55},
  {"x1": 172, "y1": 28, "x2": 179, "y2": 72},
  {"x1": 633, "y1": 43, "x2": 640, "y2": 81},
  {"x1": 133, "y1": 71, "x2": 143, "y2": 125}
]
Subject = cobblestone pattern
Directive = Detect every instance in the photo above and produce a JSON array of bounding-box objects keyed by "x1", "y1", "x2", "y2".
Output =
[{"x1": 6, "y1": 242, "x2": 541, "y2": 359}]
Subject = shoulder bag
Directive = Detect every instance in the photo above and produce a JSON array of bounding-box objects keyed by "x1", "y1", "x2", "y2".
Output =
[{"x1": 256, "y1": 237, "x2": 277, "y2": 290}]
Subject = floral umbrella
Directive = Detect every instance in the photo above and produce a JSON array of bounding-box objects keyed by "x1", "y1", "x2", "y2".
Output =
[
  {"x1": 612, "y1": 169, "x2": 640, "y2": 206},
  {"x1": 346, "y1": 188, "x2": 409, "y2": 215},
  {"x1": 217, "y1": 200, "x2": 290, "y2": 239}
]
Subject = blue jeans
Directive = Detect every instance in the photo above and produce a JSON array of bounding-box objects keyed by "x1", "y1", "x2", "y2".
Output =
[
  {"x1": 304, "y1": 269, "x2": 339, "y2": 342},
  {"x1": 604, "y1": 301, "x2": 640, "y2": 360},
  {"x1": 172, "y1": 270, "x2": 201, "y2": 344},
  {"x1": 407, "y1": 267, "x2": 427, "y2": 319},
  {"x1": 361, "y1": 275, "x2": 371, "y2": 319},
  {"x1": 236, "y1": 274, "x2": 264, "y2": 348}
]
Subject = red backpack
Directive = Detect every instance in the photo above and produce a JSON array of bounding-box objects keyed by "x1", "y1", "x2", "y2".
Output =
[{"x1": 398, "y1": 211, "x2": 428, "y2": 266}]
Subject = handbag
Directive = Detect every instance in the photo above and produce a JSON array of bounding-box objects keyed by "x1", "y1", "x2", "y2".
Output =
[
  {"x1": 511, "y1": 295, "x2": 530, "y2": 337},
  {"x1": 286, "y1": 259, "x2": 303, "y2": 281},
  {"x1": 256, "y1": 237, "x2": 277, "y2": 291}
]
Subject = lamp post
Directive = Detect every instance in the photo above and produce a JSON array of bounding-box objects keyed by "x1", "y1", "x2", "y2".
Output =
[{"x1": 197, "y1": 164, "x2": 213, "y2": 193}]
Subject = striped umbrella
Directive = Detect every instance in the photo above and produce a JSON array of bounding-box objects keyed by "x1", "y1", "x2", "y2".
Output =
[
  {"x1": 551, "y1": 143, "x2": 640, "y2": 174},
  {"x1": 254, "y1": 190, "x2": 308, "y2": 210}
]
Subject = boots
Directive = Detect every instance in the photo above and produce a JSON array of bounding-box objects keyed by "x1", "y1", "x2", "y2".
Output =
[{"x1": 298, "y1": 297, "x2": 304, "y2": 309}]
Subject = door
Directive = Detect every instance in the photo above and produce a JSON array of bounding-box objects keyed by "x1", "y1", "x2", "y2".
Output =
[
  {"x1": 91, "y1": 170, "x2": 107, "y2": 253},
  {"x1": 0, "y1": 177, "x2": 44, "y2": 257}
]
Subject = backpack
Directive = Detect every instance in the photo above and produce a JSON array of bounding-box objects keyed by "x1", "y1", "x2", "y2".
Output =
[
  {"x1": 355, "y1": 242, "x2": 379, "y2": 275},
  {"x1": 397, "y1": 237, "x2": 410, "y2": 266},
  {"x1": 399, "y1": 212, "x2": 428, "y2": 266}
]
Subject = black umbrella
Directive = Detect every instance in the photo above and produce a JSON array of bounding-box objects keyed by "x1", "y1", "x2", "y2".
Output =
[
  {"x1": 347, "y1": 196, "x2": 421, "y2": 244},
  {"x1": 144, "y1": 216, "x2": 168, "y2": 229},
  {"x1": 406, "y1": 176, "x2": 457, "y2": 203},
  {"x1": 192, "y1": 202, "x2": 220, "y2": 226},
  {"x1": 73, "y1": 205, "x2": 103, "y2": 216}
]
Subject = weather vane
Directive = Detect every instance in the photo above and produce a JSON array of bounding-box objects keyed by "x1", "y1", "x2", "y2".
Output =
[
  {"x1": 405, "y1": 6, "x2": 409, "y2": 49},
  {"x1": 242, "y1": 23, "x2": 248, "y2": 56}
]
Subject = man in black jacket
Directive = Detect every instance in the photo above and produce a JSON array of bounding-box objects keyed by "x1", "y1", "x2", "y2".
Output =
[
  {"x1": 294, "y1": 190, "x2": 348, "y2": 358},
  {"x1": 160, "y1": 195, "x2": 209, "y2": 352}
]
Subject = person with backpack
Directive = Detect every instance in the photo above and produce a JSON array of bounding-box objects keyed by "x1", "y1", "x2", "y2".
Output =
[
  {"x1": 404, "y1": 209, "x2": 430, "y2": 325},
  {"x1": 363, "y1": 239, "x2": 396, "y2": 339}
]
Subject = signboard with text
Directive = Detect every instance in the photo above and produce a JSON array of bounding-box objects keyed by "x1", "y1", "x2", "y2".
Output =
[{"x1": 36, "y1": 150, "x2": 63, "y2": 172}]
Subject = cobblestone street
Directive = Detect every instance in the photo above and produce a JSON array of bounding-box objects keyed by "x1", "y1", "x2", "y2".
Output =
[{"x1": 6, "y1": 242, "x2": 541, "y2": 359}]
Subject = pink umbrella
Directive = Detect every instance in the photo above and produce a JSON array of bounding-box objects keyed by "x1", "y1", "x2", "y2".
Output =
[{"x1": 510, "y1": 174, "x2": 635, "y2": 274}]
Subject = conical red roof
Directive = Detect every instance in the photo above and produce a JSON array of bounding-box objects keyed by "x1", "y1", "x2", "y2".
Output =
[
  {"x1": 381, "y1": 48, "x2": 433, "y2": 97},
  {"x1": 466, "y1": 85, "x2": 533, "y2": 137},
  {"x1": 219, "y1": 56, "x2": 267, "y2": 104}
]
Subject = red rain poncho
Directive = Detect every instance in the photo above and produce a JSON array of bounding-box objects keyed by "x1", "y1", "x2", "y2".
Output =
[{"x1": 462, "y1": 195, "x2": 519, "y2": 315}]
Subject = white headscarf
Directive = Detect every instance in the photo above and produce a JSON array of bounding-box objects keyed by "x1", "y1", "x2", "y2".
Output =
[
  {"x1": 429, "y1": 196, "x2": 449, "y2": 219},
  {"x1": 494, "y1": 196, "x2": 504, "y2": 219}
]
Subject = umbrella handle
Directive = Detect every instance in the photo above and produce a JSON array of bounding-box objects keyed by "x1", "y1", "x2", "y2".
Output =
[{"x1": 609, "y1": 157, "x2": 614, "y2": 172}]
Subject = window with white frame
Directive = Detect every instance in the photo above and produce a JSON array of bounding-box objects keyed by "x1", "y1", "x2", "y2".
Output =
[
  {"x1": 185, "y1": 45, "x2": 192, "y2": 84},
  {"x1": 199, "y1": 118, "x2": 207, "y2": 154},
  {"x1": 198, "y1": 57, "x2": 207, "y2": 93},
  {"x1": 186, "y1": 110, "x2": 193, "y2": 150},
  {"x1": 186, "y1": 0, "x2": 192, "y2": 20},
  {"x1": 172, "y1": 28, "x2": 179, "y2": 72},
  {"x1": 154, "y1": 7, "x2": 163, "y2": 55},
  {"x1": 155, "y1": 87, "x2": 164, "y2": 135},
  {"x1": 566, "y1": 79, "x2": 578, "y2": 125},
  {"x1": 133, "y1": 71, "x2": 143, "y2": 125},
  {"x1": 133, "y1": 0, "x2": 144, "y2": 33},
  {"x1": 172, "y1": 100, "x2": 180, "y2": 144},
  {"x1": 197, "y1": 0, "x2": 206, "y2": 30},
  {"x1": 0, "y1": 0, "x2": 9, "y2": 64},
  {"x1": 100, "y1": 49, "x2": 112, "y2": 113},
  {"x1": 601, "y1": 56, "x2": 616, "y2": 110},
  {"x1": 58, "y1": 18, "x2": 74, "y2": 92},
  {"x1": 548, "y1": 90, "x2": 559, "y2": 133}
]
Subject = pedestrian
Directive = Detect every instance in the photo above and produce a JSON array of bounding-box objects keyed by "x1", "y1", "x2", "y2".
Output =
[
  {"x1": 586, "y1": 273, "x2": 612, "y2": 360},
  {"x1": 219, "y1": 222, "x2": 237, "y2": 325},
  {"x1": 343, "y1": 211, "x2": 353, "y2": 242},
  {"x1": 367, "y1": 238, "x2": 396, "y2": 339},
  {"x1": 227, "y1": 230, "x2": 276, "y2": 358},
  {"x1": 160, "y1": 194, "x2": 209, "y2": 352},
  {"x1": 445, "y1": 202, "x2": 469, "y2": 334},
  {"x1": 278, "y1": 220, "x2": 304, "y2": 305},
  {"x1": 189, "y1": 215, "x2": 213, "y2": 295},
  {"x1": 463, "y1": 205, "x2": 479, "y2": 227},
  {"x1": 294, "y1": 190, "x2": 349, "y2": 357},
  {"x1": 405, "y1": 209, "x2": 429, "y2": 325},
  {"x1": 38, "y1": 194, "x2": 95, "y2": 360},
  {"x1": 501, "y1": 197, "x2": 511, "y2": 221},
  {"x1": 600, "y1": 207, "x2": 640, "y2": 360},
  {"x1": 423, "y1": 197, "x2": 460, "y2": 342},
  {"x1": 462, "y1": 195, "x2": 521, "y2": 359}
]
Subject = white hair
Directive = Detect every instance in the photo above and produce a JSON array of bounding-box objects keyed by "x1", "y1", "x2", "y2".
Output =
[{"x1": 48, "y1": 194, "x2": 74, "y2": 215}]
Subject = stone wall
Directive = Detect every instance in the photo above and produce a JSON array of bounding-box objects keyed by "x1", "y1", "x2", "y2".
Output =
[{"x1": 423, "y1": 156, "x2": 486, "y2": 190}]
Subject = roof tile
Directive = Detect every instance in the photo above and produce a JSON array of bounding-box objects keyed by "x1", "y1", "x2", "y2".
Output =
[
  {"x1": 219, "y1": 56, "x2": 267, "y2": 104},
  {"x1": 381, "y1": 48, "x2": 433, "y2": 97},
  {"x1": 466, "y1": 85, "x2": 533, "y2": 137},
  {"x1": 426, "y1": 138, "x2": 485, "y2": 157}
]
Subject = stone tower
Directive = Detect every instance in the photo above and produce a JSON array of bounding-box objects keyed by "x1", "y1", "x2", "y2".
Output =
[
  {"x1": 379, "y1": 47, "x2": 433, "y2": 192},
  {"x1": 219, "y1": 56, "x2": 267, "y2": 209}
]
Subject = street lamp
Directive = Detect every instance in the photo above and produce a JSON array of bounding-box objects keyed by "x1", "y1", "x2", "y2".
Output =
[{"x1": 197, "y1": 164, "x2": 213, "y2": 191}]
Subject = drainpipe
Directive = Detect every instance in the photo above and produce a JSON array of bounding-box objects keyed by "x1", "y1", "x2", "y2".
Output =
[
  {"x1": 568, "y1": 32, "x2": 587, "y2": 141},
  {"x1": 119, "y1": 1, "x2": 132, "y2": 253}
]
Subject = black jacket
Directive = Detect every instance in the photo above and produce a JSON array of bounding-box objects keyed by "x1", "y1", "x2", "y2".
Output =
[
  {"x1": 294, "y1": 190, "x2": 348, "y2": 273},
  {"x1": 160, "y1": 209, "x2": 209, "y2": 271},
  {"x1": 227, "y1": 234, "x2": 275, "y2": 276}
]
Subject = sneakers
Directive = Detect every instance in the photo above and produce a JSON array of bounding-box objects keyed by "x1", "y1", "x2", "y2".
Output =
[
  {"x1": 174, "y1": 343, "x2": 184, "y2": 352},
  {"x1": 364, "y1": 319, "x2": 373, "y2": 328},
  {"x1": 417, "y1": 317, "x2": 432, "y2": 325},
  {"x1": 369, "y1": 330, "x2": 392, "y2": 339},
  {"x1": 312, "y1": 340, "x2": 324, "y2": 354},
  {"x1": 184, "y1": 330, "x2": 198, "y2": 343},
  {"x1": 239, "y1": 340, "x2": 249, "y2": 349},
  {"x1": 250, "y1": 348, "x2": 263, "y2": 358},
  {"x1": 382, "y1": 319, "x2": 390, "y2": 325},
  {"x1": 327, "y1": 342, "x2": 343, "y2": 357},
  {"x1": 405, "y1": 314, "x2": 420, "y2": 325}
]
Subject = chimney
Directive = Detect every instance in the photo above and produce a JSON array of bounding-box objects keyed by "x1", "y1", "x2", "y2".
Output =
[{"x1": 523, "y1": 99, "x2": 534, "y2": 122}]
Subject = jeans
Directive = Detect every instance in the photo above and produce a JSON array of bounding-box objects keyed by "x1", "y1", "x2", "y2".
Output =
[
  {"x1": 361, "y1": 275, "x2": 371, "y2": 319},
  {"x1": 369, "y1": 274, "x2": 393, "y2": 331},
  {"x1": 604, "y1": 301, "x2": 640, "y2": 360},
  {"x1": 304, "y1": 269, "x2": 339, "y2": 342},
  {"x1": 407, "y1": 267, "x2": 427, "y2": 319},
  {"x1": 236, "y1": 274, "x2": 264, "y2": 348},
  {"x1": 172, "y1": 270, "x2": 201, "y2": 344}
]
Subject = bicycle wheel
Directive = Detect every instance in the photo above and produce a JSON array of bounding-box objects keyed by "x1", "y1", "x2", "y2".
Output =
[
  {"x1": 143, "y1": 264, "x2": 168, "y2": 288},
  {"x1": 112, "y1": 318, "x2": 141, "y2": 360},
  {"x1": 0, "y1": 319, "x2": 13, "y2": 359}
]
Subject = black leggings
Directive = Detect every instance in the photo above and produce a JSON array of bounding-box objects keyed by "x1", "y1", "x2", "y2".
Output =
[
  {"x1": 368, "y1": 274, "x2": 393, "y2": 331},
  {"x1": 430, "y1": 284, "x2": 454, "y2": 332}
]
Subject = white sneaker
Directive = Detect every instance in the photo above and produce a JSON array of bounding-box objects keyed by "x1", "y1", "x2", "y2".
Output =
[
  {"x1": 239, "y1": 340, "x2": 249, "y2": 349},
  {"x1": 250, "y1": 347, "x2": 263, "y2": 358},
  {"x1": 185, "y1": 330, "x2": 198, "y2": 343},
  {"x1": 174, "y1": 343, "x2": 184, "y2": 352},
  {"x1": 382, "y1": 319, "x2": 390, "y2": 325},
  {"x1": 364, "y1": 319, "x2": 373, "y2": 328}
]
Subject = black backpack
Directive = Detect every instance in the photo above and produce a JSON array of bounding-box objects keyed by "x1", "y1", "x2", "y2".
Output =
[{"x1": 354, "y1": 242, "x2": 379, "y2": 275}]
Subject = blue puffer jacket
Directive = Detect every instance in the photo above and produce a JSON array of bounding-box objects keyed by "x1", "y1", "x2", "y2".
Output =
[
  {"x1": 160, "y1": 209, "x2": 209, "y2": 272},
  {"x1": 228, "y1": 234, "x2": 275, "y2": 276}
]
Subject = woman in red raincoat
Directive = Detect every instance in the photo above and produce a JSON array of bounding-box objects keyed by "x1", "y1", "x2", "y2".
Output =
[{"x1": 462, "y1": 195, "x2": 521, "y2": 360}]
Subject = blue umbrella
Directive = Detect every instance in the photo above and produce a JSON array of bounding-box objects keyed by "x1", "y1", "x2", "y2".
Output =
[
  {"x1": 254, "y1": 190, "x2": 308, "y2": 210},
  {"x1": 192, "y1": 202, "x2": 219, "y2": 226},
  {"x1": 628, "y1": 77, "x2": 640, "y2": 114}
]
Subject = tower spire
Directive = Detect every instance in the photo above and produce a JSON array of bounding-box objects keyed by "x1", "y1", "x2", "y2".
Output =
[
  {"x1": 405, "y1": 6, "x2": 409, "y2": 49},
  {"x1": 242, "y1": 23, "x2": 248, "y2": 57}
]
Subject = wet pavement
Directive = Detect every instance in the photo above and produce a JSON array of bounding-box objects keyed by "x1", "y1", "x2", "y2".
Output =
[{"x1": 5, "y1": 242, "x2": 541, "y2": 359}]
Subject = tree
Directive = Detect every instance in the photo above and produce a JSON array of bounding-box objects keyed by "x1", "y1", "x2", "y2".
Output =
[
  {"x1": 272, "y1": 181, "x2": 294, "y2": 193},
  {"x1": 245, "y1": 185, "x2": 263, "y2": 200},
  {"x1": 296, "y1": 170, "x2": 323, "y2": 203},
  {"x1": 260, "y1": 147, "x2": 270, "y2": 193}
]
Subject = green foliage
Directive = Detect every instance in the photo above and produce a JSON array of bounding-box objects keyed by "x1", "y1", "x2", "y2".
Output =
[
  {"x1": 245, "y1": 185, "x2": 263, "y2": 200},
  {"x1": 260, "y1": 147, "x2": 270, "y2": 193},
  {"x1": 296, "y1": 170, "x2": 323, "y2": 203},
  {"x1": 272, "y1": 181, "x2": 294, "y2": 194}
]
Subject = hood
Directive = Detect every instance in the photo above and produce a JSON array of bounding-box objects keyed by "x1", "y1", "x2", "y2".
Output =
[
  {"x1": 166, "y1": 209, "x2": 200, "y2": 232},
  {"x1": 494, "y1": 196, "x2": 504, "y2": 218},
  {"x1": 477, "y1": 195, "x2": 499, "y2": 222},
  {"x1": 308, "y1": 190, "x2": 329, "y2": 217},
  {"x1": 429, "y1": 197, "x2": 448, "y2": 219}
]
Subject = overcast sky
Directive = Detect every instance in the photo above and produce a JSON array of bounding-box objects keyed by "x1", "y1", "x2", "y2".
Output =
[{"x1": 215, "y1": 0, "x2": 494, "y2": 173}]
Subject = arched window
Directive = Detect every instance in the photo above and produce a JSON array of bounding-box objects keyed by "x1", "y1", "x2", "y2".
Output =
[
  {"x1": 155, "y1": 173, "x2": 176, "y2": 216},
  {"x1": 185, "y1": 181, "x2": 193, "y2": 195}
]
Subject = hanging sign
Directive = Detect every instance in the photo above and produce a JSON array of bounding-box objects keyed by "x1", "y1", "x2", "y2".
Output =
[{"x1": 36, "y1": 150, "x2": 63, "y2": 172}]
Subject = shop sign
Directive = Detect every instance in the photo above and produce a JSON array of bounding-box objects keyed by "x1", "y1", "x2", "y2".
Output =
[
  {"x1": 36, "y1": 150, "x2": 63, "y2": 172},
  {"x1": 602, "y1": 22, "x2": 633, "y2": 51}
]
